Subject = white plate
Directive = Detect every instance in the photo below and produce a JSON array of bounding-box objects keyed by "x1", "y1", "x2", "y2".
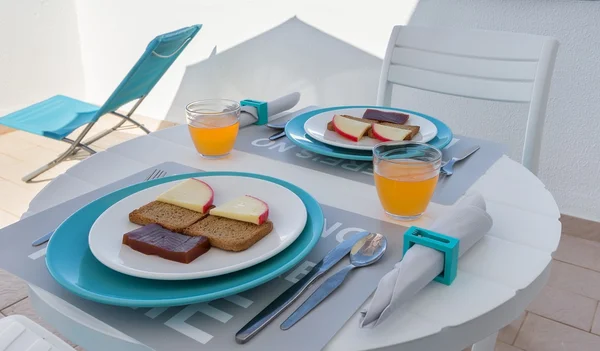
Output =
[
  {"x1": 303, "y1": 107, "x2": 438, "y2": 151},
  {"x1": 88, "y1": 175, "x2": 307, "y2": 280}
]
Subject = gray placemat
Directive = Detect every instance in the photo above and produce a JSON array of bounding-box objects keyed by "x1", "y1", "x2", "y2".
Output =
[
  {"x1": 0, "y1": 162, "x2": 408, "y2": 351},
  {"x1": 234, "y1": 123, "x2": 506, "y2": 206}
]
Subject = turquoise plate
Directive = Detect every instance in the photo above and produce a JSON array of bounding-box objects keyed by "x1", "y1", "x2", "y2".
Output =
[
  {"x1": 46, "y1": 172, "x2": 324, "y2": 307},
  {"x1": 285, "y1": 106, "x2": 453, "y2": 160}
]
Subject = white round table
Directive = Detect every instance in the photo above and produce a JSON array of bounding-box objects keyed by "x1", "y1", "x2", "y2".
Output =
[{"x1": 23, "y1": 125, "x2": 561, "y2": 351}]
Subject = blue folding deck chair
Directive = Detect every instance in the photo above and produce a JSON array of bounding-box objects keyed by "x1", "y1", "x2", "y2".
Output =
[{"x1": 0, "y1": 25, "x2": 201, "y2": 182}]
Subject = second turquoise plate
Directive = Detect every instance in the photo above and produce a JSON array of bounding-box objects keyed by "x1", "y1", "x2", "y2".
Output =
[
  {"x1": 285, "y1": 106, "x2": 453, "y2": 160},
  {"x1": 46, "y1": 172, "x2": 324, "y2": 307}
]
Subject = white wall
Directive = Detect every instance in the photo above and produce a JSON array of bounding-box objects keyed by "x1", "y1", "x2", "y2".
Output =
[
  {"x1": 404, "y1": 0, "x2": 600, "y2": 221},
  {"x1": 73, "y1": 0, "x2": 419, "y2": 119},
  {"x1": 0, "y1": 0, "x2": 84, "y2": 115}
]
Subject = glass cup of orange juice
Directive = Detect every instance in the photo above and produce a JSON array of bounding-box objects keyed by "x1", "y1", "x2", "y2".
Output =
[
  {"x1": 185, "y1": 99, "x2": 241, "y2": 158},
  {"x1": 373, "y1": 142, "x2": 442, "y2": 220}
]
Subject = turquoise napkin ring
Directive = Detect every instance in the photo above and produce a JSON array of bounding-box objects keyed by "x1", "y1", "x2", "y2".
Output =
[
  {"x1": 403, "y1": 226, "x2": 459, "y2": 285},
  {"x1": 240, "y1": 99, "x2": 268, "y2": 125}
]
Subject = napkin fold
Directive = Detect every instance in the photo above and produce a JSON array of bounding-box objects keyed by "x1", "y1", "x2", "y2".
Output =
[
  {"x1": 239, "y1": 114, "x2": 260, "y2": 128},
  {"x1": 359, "y1": 192, "x2": 493, "y2": 328},
  {"x1": 239, "y1": 92, "x2": 300, "y2": 127}
]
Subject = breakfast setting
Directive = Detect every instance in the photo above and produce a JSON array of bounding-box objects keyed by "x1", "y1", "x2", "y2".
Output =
[{"x1": 0, "y1": 22, "x2": 562, "y2": 351}]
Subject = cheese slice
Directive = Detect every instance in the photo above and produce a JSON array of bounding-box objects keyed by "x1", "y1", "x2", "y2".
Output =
[
  {"x1": 371, "y1": 123, "x2": 412, "y2": 141},
  {"x1": 332, "y1": 114, "x2": 371, "y2": 142},
  {"x1": 156, "y1": 179, "x2": 214, "y2": 213},
  {"x1": 209, "y1": 195, "x2": 269, "y2": 225}
]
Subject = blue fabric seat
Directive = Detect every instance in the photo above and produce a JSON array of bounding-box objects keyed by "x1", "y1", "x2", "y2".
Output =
[
  {"x1": 0, "y1": 25, "x2": 201, "y2": 182},
  {"x1": 0, "y1": 95, "x2": 100, "y2": 140}
]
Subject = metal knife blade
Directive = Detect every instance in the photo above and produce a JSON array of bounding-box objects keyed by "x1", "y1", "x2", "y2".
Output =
[
  {"x1": 281, "y1": 265, "x2": 353, "y2": 330},
  {"x1": 235, "y1": 231, "x2": 371, "y2": 344}
]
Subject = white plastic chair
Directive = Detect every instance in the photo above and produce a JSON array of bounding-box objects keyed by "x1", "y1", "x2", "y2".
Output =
[
  {"x1": 0, "y1": 315, "x2": 76, "y2": 350},
  {"x1": 377, "y1": 25, "x2": 559, "y2": 175}
]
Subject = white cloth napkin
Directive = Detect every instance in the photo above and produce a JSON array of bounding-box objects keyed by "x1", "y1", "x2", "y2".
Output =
[
  {"x1": 239, "y1": 92, "x2": 300, "y2": 127},
  {"x1": 359, "y1": 192, "x2": 493, "y2": 328},
  {"x1": 239, "y1": 113, "x2": 263, "y2": 128}
]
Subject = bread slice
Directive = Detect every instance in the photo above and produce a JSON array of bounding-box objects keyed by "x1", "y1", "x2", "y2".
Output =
[
  {"x1": 367, "y1": 122, "x2": 420, "y2": 140},
  {"x1": 326, "y1": 114, "x2": 379, "y2": 132},
  {"x1": 183, "y1": 216, "x2": 273, "y2": 252},
  {"x1": 129, "y1": 201, "x2": 211, "y2": 232}
]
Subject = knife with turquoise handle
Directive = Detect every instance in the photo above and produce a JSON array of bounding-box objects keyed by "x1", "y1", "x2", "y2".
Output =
[{"x1": 235, "y1": 231, "x2": 371, "y2": 344}]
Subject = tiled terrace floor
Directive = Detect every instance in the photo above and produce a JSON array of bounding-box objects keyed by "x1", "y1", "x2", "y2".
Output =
[{"x1": 1, "y1": 115, "x2": 600, "y2": 350}]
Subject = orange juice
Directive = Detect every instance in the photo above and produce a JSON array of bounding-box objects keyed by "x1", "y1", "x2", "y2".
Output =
[
  {"x1": 374, "y1": 160, "x2": 439, "y2": 218},
  {"x1": 188, "y1": 115, "x2": 239, "y2": 157}
]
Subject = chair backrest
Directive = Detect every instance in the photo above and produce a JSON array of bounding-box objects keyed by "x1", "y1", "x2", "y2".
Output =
[
  {"x1": 94, "y1": 25, "x2": 202, "y2": 119},
  {"x1": 377, "y1": 25, "x2": 559, "y2": 174}
]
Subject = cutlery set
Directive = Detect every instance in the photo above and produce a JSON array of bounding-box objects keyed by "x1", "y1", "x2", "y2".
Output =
[
  {"x1": 236, "y1": 232, "x2": 387, "y2": 343},
  {"x1": 281, "y1": 233, "x2": 386, "y2": 330}
]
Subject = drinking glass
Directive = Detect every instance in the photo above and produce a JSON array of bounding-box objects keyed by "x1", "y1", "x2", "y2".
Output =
[
  {"x1": 373, "y1": 142, "x2": 442, "y2": 220},
  {"x1": 186, "y1": 99, "x2": 241, "y2": 158}
]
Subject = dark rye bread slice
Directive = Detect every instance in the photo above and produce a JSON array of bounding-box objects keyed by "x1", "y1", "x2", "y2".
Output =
[
  {"x1": 183, "y1": 216, "x2": 273, "y2": 252},
  {"x1": 367, "y1": 122, "x2": 420, "y2": 140},
  {"x1": 129, "y1": 201, "x2": 211, "y2": 232}
]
